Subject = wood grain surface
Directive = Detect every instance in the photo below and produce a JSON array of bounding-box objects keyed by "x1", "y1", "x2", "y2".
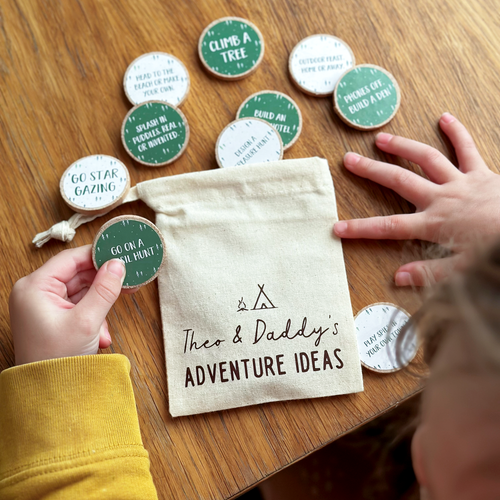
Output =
[{"x1": 1, "y1": 0, "x2": 499, "y2": 498}]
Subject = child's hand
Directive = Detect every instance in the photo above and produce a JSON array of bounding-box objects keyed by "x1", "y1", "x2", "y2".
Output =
[
  {"x1": 9, "y1": 245, "x2": 126, "y2": 365},
  {"x1": 334, "y1": 113, "x2": 500, "y2": 286}
]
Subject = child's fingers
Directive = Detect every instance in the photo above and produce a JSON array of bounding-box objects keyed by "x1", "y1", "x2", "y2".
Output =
[
  {"x1": 375, "y1": 133, "x2": 461, "y2": 184},
  {"x1": 98, "y1": 319, "x2": 112, "y2": 349},
  {"x1": 74, "y1": 259, "x2": 125, "y2": 332},
  {"x1": 68, "y1": 286, "x2": 90, "y2": 305},
  {"x1": 439, "y1": 113, "x2": 487, "y2": 172},
  {"x1": 344, "y1": 153, "x2": 435, "y2": 207},
  {"x1": 334, "y1": 213, "x2": 425, "y2": 240},
  {"x1": 33, "y1": 245, "x2": 94, "y2": 284},
  {"x1": 394, "y1": 254, "x2": 463, "y2": 287},
  {"x1": 65, "y1": 269, "x2": 97, "y2": 298}
]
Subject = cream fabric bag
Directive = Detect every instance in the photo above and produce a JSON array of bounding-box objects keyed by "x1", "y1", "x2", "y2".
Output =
[
  {"x1": 34, "y1": 157, "x2": 363, "y2": 417},
  {"x1": 137, "y1": 157, "x2": 363, "y2": 416}
]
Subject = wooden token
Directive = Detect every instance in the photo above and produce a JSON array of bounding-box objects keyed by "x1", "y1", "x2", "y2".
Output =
[
  {"x1": 237, "y1": 90, "x2": 302, "y2": 150},
  {"x1": 92, "y1": 215, "x2": 166, "y2": 289},
  {"x1": 121, "y1": 101, "x2": 189, "y2": 167},
  {"x1": 123, "y1": 52, "x2": 190, "y2": 107},
  {"x1": 334, "y1": 64, "x2": 401, "y2": 130},
  {"x1": 198, "y1": 17, "x2": 265, "y2": 80},
  {"x1": 288, "y1": 34, "x2": 355, "y2": 96},
  {"x1": 215, "y1": 117, "x2": 283, "y2": 168},
  {"x1": 354, "y1": 303, "x2": 418, "y2": 373},
  {"x1": 60, "y1": 155, "x2": 130, "y2": 215}
]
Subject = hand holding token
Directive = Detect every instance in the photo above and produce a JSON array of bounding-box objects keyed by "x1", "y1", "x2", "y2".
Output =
[
  {"x1": 10, "y1": 245, "x2": 126, "y2": 365},
  {"x1": 334, "y1": 113, "x2": 500, "y2": 286}
]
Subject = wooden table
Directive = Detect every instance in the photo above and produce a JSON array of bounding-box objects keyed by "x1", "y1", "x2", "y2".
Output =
[{"x1": 1, "y1": 0, "x2": 499, "y2": 498}]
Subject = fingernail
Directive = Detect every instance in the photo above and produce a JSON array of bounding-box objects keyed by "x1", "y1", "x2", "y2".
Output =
[
  {"x1": 107, "y1": 259, "x2": 126, "y2": 283},
  {"x1": 334, "y1": 221, "x2": 348, "y2": 235},
  {"x1": 376, "y1": 132, "x2": 393, "y2": 145},
  {"x1": 440, "y1": 112, "x2": 455, "y2": 124},
  {"x1": 395, "y1": 272, "x2": 412, "y2": 286},
  {"x1": 344, "y1": 152, "x2": 360, "y2": 167}
]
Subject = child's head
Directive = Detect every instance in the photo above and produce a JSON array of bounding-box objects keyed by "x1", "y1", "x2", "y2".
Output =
[{"x1": 410, "y1": 240, "x2": 500, "y2": 499}]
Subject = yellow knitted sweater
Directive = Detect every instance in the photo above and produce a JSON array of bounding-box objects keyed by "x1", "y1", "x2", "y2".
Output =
[{"x1": 0, "y1": 354, "x2": 158, "y2": 499}]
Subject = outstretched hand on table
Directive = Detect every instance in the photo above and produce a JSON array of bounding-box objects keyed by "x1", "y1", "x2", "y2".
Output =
[
  {"x1": 9, "y1": 245, "x2": 128, "y2": 365},
  {"x1": 334, "y1": 113, "x2": 500, "y2": 286}
]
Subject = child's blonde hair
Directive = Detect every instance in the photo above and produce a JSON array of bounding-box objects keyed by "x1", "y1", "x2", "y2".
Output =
[{"x1": 406, "y1": 239, "x2": 500, "y2": 370}]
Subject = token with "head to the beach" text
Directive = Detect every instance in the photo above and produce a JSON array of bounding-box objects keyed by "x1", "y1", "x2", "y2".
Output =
[{"x1": 123, "y1": 52, "x2": 190, "y2": 107}]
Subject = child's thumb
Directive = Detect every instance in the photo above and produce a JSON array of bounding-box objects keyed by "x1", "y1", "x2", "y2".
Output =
[{"x1": 77, "y1": 259, "x2": 126, "y2": 329}]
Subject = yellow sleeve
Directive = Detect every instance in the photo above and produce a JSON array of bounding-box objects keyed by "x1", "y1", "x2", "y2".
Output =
[{"x1": 0, "y1": 354, "x2": 158, "y2": 500}]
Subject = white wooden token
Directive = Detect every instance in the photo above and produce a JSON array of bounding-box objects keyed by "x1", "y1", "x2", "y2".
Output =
[
  {"x1": 60, "y1": 155, "x2": 130, "y2": 215},
  {"x1": 215, "y1": 118, "x2": 283, "y2": 168},
  {"x1": 354, "y1": 303, "x2": 418, "y2": 373},
  {"x1": 123, "y1": 52, "x2": 190, "y2": 106},
  {"x1": 289, "y1": 34, "x2": 355, "y2": 96}
]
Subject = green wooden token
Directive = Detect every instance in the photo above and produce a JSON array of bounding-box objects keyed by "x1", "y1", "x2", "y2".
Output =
[
  {"x1": 92, "y1": 215, "x2": 166, "y2": 288},
  {"x1": 121, "y1": 101, "x2": 189, "y2": 166},
  {"x1": 198, "y1": 17, "x2": 264, "y2": 80},
  {"x1": 334, "y1": 64, "x2": 401, "y2": 130},
  {"x1": 236, "y1": 91, "x2": 302, "y2": 150}
]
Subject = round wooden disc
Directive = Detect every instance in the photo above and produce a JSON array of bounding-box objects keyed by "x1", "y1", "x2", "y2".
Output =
[
  {"x1": 288, "y1": 34, "x2": 355, "y2": 96},
  {"x1": 198, "y1": 17, "x2": 265, "y2": 80},
  {"x1": 354, "y1": 302, "x2": 418, "y2": 373},
  {"x1": 333, "y1": 64, "x2": 401, "y2": 130},
  {"x1": 123, "y1": 52, "x2": 190, "y2": 107},
  {"x1": 60, "y1": 155, "x2": 130, "y2": 216},
  {"x1": 215, "y1": 117, "x2": 283, "y2": 168},
  {"x1": 92, "y1": 215, "x2": 166, "y2": 289},
  {"x1": 121, "y1": 101, "x2": 190, "y2": 167},
  {"x1": 236, "y1": 90, "x2": 303, "y2": 150}
]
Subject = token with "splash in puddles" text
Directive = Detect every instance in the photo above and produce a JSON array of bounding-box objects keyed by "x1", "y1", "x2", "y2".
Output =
[
  {"x1": 334, "y1": 64, "x2": 401, "y2": 130},
  {"x1": 60, "y1": 155, "x2": 130, "y2": 215},
  {"x1": 199, "y1": 17, "x2": 265, "y2": 80},
  {"x1": 237, "y1": 91, "x2": 302, "y2": 150},
  {"x1": 123, "y1": 52, "x2": 190, "y2": 107},
  {"x1": 215, "y1": 117, "x2": 283, "y2": 168},
  {"x1": 289, "y1": 34, "x2": 355, "y2": 96},
  {"x1": 354, "y1": 303, "x2": 418, "y2": 373},
  {"x1": 121, "y1": 101, "x2": 189, "y2": 167},
  {"x1": 92, "y1": 215, "x2": 166, "y2": 288}
]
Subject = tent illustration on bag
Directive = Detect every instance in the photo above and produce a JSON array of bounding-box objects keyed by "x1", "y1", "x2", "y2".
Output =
[
  {"x1": 237, "y1": 284, "x2": 278, "y2": 312},
  {"x1": 252, "y1": 284, "x2": 277, "y2": 310}
]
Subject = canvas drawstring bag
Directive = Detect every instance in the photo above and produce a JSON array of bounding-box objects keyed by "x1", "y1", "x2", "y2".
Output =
[{"x1": 34, "y1": 157, "x2": 363, "y2": 417}]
